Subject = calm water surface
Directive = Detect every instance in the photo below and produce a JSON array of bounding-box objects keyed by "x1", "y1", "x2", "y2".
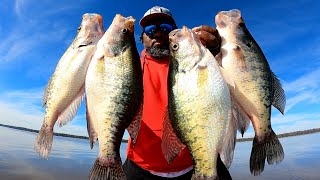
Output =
[{"x1": 0, "y1": 126, "x2": 319, "y2": 180}]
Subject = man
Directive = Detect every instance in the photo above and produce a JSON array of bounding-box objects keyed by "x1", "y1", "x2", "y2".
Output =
[{"x1": 123, "y1": 6, "x2": 232, "y2": 180}]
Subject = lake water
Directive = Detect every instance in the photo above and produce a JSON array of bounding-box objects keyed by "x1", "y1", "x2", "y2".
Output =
[{"x1": 0, "y1": 126, "x2": 319, "y2": 180}]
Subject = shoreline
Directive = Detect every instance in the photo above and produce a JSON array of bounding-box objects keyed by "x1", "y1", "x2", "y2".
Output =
[{"x1": 1, "y1": 123, "x2": 319, "y2": 143}]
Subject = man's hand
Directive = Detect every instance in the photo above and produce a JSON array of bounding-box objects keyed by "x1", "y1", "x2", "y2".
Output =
[{"x1": 192, "y1": 25, "x2": 221, "y2": 56}]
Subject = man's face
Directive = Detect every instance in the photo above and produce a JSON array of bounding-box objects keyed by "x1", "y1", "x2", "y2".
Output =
[{"x1": 142, "y1": 18, "x2": 173, "y2": 50}]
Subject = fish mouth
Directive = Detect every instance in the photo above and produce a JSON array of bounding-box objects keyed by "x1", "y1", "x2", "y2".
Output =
[
  {"x1": 215, "y1": 9, "x2": 242, "y2": 28},
  {"x1": 169, "y1": 26, "x2": 193, "y2": 44},
  {"x1": 78, "y1": 41, "x2": 93, "y2": 48},
  {"x1": 215, "y1": 13, "x2": 228, "y2": 28},
  {"x1": 101, "y1": 14, "x2": 135, "y2": 58},
  {"x1": 124, "y1": 16, "x2": 135, "y2": 34},
  {"x1": 113, "y1": 14, "x2": 135, "y2": 34}
]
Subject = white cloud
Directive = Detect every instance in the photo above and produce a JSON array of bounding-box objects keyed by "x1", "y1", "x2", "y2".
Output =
[
  {"x1": 1, "y1": 36, "x2": 38, "y2": 63},
  {"x1": 283, "y1": 68, "x2": 320, "y2": 93},
  {"x1": 237, "y1": 112, "x2": 320, "y2": 139},
  {"x1": 0, "y1": 88, "x2": 88, "y2": 136},
  {"x1": 281, "y1": 68, "x2": 320, "y2": 113},
  {"x1": 14, "y1": 0, "x2": 25, "y2": 20},
  {"x1": 272, "y1": 112, "x2": 320, "y2": 127},
  {"x1": 13, "y1": 0, "x2": 85, "y2": 20},
  {"x1": 0, "y1": 101, "x2": 42, "y2": 127},
  {"x1": 1, "y1": 0, "x2": 84, "y2": 64},
  {"x1": 284, "y1": 91, "x2": 318, "y2": 114},
  {"x1": 0, "y1": 25, "x2": 69, "y2": 63}
]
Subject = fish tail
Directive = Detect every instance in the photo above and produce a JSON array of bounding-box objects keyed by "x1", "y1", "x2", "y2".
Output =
[
  {"x1": 250, "y1": 130, "x2": 284, "y2": 176},
  {"x1": 89, "y1": 158, "x2": 126, "y2": 180},
  {"x1": 266, "y1": 130, "x2": 284, "y2": 165},
  {"x1": 34, "y1": 124, "x2": 54, "y2": 159},
  {"x1": 250, "y1": 135, "x2": 266, "y2": 176}
]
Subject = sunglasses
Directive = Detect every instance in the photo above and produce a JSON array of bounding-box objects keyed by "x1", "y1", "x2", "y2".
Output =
[{"x1": 144, "y1": 23, "x2": 174, "y2": 37}]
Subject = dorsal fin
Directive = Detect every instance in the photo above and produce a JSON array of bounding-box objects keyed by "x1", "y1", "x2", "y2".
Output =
[{"x1": 271, "y1": 72, "x2": 286, "y2": 114}]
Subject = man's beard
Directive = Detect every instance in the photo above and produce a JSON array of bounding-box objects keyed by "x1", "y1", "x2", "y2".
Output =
[{"x1": 146, "y1": 46, "x2": 170, "y2": 59}]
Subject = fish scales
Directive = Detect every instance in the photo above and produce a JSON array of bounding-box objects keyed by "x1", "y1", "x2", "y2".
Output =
[
  {"x1": 216, "y1": 9, "x2": 285, "y2": 176},
  {"x1": 85, "y1": 14, "x2": 143, "y2": 180},
  {"x1": 165, "y1": 26, "x2": 232, "y2": 180}
]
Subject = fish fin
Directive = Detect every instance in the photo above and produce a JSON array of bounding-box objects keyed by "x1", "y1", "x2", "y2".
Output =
[
  {"x1": 85, "y1": 96, "x2": 98, "y2": 149},
  {"x1": 89, "y1": 157, "x2": 125, "y2": 180},
  {"x1": 271, "y1": 72, "x2": 286, "y2": 114},
  {"x1": 250, "y1": 130, "x2": 284, "y2": 176},
  {"x1": 42, "y1": 76, "x2": 54, "y2": 108},
  {"x1": 219, "y1": 110, "x2": 237, "y2": 169},
  {"x1": 161, "y1": 108, "x2": 186, "y2": 164},
  {"x1": 250, "y1": 136, "x2": 266, "y2": 176},
  {"x1": 230, "y1": 93, "x2": 250, "y2": 136},
  {"x1": 127, "y1": 104, "x2": 143, "y2": 145},
  {"x1": 265, "y1": 130, "x2": 284, "y2": 165},
  {"x1": 34, "y1": 123, "x2": 54, "y2": 159},
  {"x1": 219, "y1": 67, "x2": 235, "y2": 89},
  {"x1": 57, "y1": 85, "x2": 85, "y2": 127}
]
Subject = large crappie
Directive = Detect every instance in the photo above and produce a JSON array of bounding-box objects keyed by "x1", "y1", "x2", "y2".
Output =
[
  {"x1": 162, "y1": 26, "x2": 232, "y2": 180},
  {"x1": 34, "y1": 13, "x2": 104, "y2": 159},
  {"x1": 85, "y1": 14, "x2": 143, "y2": 180},
  {"x1": 215, "y1": 9, "x2": 286, "y2": 175}
]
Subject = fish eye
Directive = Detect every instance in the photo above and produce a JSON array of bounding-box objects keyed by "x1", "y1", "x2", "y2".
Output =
[
  {"x1": 238, "y1": 22, "x2": 245, "y2": 28},
  {"x1": 171, "y1": 43, "x2": 179, "y2": 51},
  {"x1": 121, "y1": 28, "x2": 129, "y2": 34}
]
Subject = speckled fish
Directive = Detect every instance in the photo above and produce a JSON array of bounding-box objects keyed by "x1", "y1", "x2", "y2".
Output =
[
  {"x1": 162, "y1": 26, "x2": 232, "y2": 180},
  {"x1": 34, "y1": 13, "x2": 104, "y2": 159},
  {"x1": 215, "y1": 9, "x2": 286, "y2": 175},
  {"x1": 85, "y1": 14, "x2": 143, "y2": 180}
]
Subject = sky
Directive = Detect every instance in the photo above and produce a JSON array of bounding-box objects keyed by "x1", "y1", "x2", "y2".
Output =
[{"x1": 0, "y1": 0, "x2": 319, "y2": 139}]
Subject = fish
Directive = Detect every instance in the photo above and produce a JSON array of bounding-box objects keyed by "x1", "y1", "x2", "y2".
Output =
[
  {"x1": 161, "y1": 26, "x2": 233, "y2": 180},
  {"x1": 215, "y1": 9, "x2": 286, "y2": 175},
  {"x1": 85, "y1": 14, "x2": 143, "y2": 180},
  {"x1": 34, "y1": 13, "x2": 104, "y2": 159}
]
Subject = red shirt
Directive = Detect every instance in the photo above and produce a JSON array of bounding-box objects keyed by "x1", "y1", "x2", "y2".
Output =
[{"x1": 126, "y1": 49, "x2": 193, "y2": 172}]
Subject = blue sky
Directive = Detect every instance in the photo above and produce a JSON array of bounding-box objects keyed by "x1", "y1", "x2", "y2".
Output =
[{"x1": 0, "y1": 0, "x2": 319, "y2": 138}]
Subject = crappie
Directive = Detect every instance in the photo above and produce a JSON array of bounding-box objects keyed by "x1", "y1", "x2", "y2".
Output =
[
  {"x1": 215, "y1": 9, "x2": 286, "y2": 175},
  {"x1": 85, "y1": 14, "x2": 143, "y2": 180},
  {"x1": 162, "y1": 26, "x2": 232, "y2": 180},
  {"x1": 35, "y1": 13, "x2": 104, "y2": 159}
]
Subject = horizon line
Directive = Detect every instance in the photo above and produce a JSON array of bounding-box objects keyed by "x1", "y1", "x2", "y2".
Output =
[{"x1": 0, "y1": 123, "x2": 319, "y2": 143}]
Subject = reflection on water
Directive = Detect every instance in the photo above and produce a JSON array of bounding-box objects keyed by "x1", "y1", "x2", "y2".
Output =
[
  {"x1": 229, "y1": 133, "x2": 320, "y2": 180},
  {"x1": 0, "y1": 127, "x2": 127, "y2": 180},
  {"x1": 0, "y1": 126, "x2": 319, "y2": 180}
]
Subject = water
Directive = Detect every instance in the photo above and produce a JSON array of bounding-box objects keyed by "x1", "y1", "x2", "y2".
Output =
[
  {"x1": 0, "y1": 126, "x2": 319, "y2": 180},
  {"x1": 229, "y1": 133, "x2": 320, "y2": 180}
]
